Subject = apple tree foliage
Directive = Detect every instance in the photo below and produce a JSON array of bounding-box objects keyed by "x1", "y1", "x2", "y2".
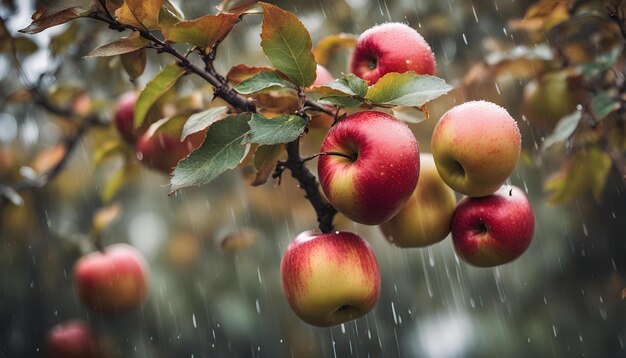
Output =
[{"x1": 4, "y1": 0, "x2": 452, "y2": 233}]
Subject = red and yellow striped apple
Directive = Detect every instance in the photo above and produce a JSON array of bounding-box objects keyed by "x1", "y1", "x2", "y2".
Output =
[
  {"x1": 318, "y1": 110, "x2": 420, "y2": 225},
  {"x1": 281, "y1": 231, "x2": 380, "y2": 327},
  {"x1": 46, "y1": 320, "x2": 99, "y2": 358},
  {"x1": 380, "y1": 153, "x2": 456, "y2": 247},
  {"x1": 350, "y1": 22, "x2": 436, "y2": 85},
  {"x1": 432, "y1": 100, "x2": 521, "y2": 197},
  {"x1": 451, "y1": 186, "x2": 535, "y2": 267},
  {"x1": 74, "y1": 244, "x2": 149, "y2": 314}
]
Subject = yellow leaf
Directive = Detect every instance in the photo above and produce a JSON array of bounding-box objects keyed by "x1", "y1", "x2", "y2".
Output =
[
  {"x1": 115, "y1": 0, "x2": 164, "y2": 29},
  {"x1": 159, "y1": 12, "x2": 240, "y2": 53}
]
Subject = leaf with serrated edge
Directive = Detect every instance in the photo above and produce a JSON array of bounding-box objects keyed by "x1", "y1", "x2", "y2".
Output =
[
  {"x1": 181, "y1": 106, "x2": 229, "y2": 141},
  {"x1": 312, "y1": 73, "x2": 367, "y2": 97},
  {"x1": 170, "y1": 114, "x2": 251, "y2": 193},
  {"x1": 366, "y1": 73, "x2": 452, "y2": 107},
  {"x1": 134, "y1": 64, "x2": 185, "y2": 128},
  {"x1": 245, "y1": 113, "x2": 306, "y2": 145},
  {"x1": 19, "y1": 0, "x2": 93, "y2": 34},
  {"x1": 319, "y1": 95, "x2": 363, "y2": 108},
  {"x1": 234, "y1": 71, "x2": 293, "y2": 94},
  {"x1": 115, "y1": 0, "x2": 163, "y2": 29},
  {"x1": 227, "y1": 64, "x2": 275, "y2": 84},
  {"x1": 85, "y1": 32, "x2": 150, "y2": 57},
  {"x1": 260, "y1": 2, "x2": 316, "y2": 87},
  {"x1": 542, "y1": 110, "x2": 581, "y2": 150},
  {"x1": 159, "y1": 12, "x2": 240, "y2": 53}
]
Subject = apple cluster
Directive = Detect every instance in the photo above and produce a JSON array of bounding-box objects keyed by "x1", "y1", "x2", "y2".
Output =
[{"x1": 281, "y1": 23, "x2": 535, "y2": 327}]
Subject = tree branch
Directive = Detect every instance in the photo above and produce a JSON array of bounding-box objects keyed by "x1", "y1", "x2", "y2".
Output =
[{"x1": 89, "y1": 8, "x2": 338, "y2": 232}]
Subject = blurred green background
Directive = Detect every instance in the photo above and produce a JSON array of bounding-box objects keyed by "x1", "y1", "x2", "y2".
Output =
[{"x1": 1, "y1": 0, "x2": 626, "y2": 357}]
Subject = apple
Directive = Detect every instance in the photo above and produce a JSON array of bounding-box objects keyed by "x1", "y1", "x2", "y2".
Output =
[
  {"x1": 432, "y1": 100, "x2": 521, "y2": 197},
  {"x1": 317, "y1": 110, "x2": 420, "y2": 225},
  {"x1": 74, "y1": 243, "x2": 149, "y2": 314},
  {"x1": 280, "y1": 231, "x2": 380, "y2": 327},
  {"x1": 451, "y1": 185, "x2": 535, "y2": 267},
  {"x1": 523, "y1": 70, "x2": 579, "y2": 130},
  {"x1": 135, "y1": 118, "x2": 206, "y2": 174},
  {"x1": 350, "y1": 22, "x2": 436, "y2": 85},
  {"x1": 314, "y1": 64, "x2": 334, "y2": 86},
  {"x1": 379, "y1": 153, "x2": 456, "y2": 247},
  {"x1": 46, "y1": 320, "x2": 99, "y2": 358},
  {"x1": 114, "y1": 92, "x2": 139, "y2": 144}
]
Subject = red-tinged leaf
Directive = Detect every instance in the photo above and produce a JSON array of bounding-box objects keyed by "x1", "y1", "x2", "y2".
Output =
[
  {"x1": 260, "y1": 2, "x2": 316, "y2": 87},
  {"x1": 85, "y1": 32, "x2": 150, "y2": 57},
  {"x1": 18, "y1": 0, "x2": 93, "y2": 34},
  {"x1": 120, "y1": 47, "x2": 147, "y2": 80},
  {"x1": 115, "y1": 0, "x2": 164, "y2": 29},
  {"x1": 313, "y1": 33, "x2": 358, "y2": 66},
  {"x1": 227, "y1": 64, "x2": 275, "y2": 84},
  {"x1": 159, "y1": 12, "x2": 240, "y2": 54},
  {"x1": 217, "y1": 0, "x2": 259, "y2": 14}
]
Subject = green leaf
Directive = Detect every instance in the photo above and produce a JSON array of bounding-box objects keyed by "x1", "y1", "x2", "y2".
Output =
[
  {"x1": 134, "y1": 64, "x2": 185, "y2": 128},
  {"x1": 392, "y1": 106, "x2": 426, "y2": 124},
  {"x1": 591, "y1": 92, "x2": 618, "y2": 121},
  {"x1": 245, "y1": 113, "x2": 306, "y2": 145},
  {"x1": 159, "y1": 12, "x2": 240, "y2": 54},
  {"x1": 315, "y1": 74, "x2": 368, "y2": 97},
  {"x1": 542, "y1": 110, "x2": 582, "y2": 150},
  {"x1": 170, "y1": 114, "x2": 251, "y2": 193},
  {"x1": 319, "y1": 95, "x2": 363, "y2": 108},
  {"x1": 217, "y1": 0, "x2": 259, "y2": 13},
  {"x1": 18, "y1": 0, "x2": 94, "y2": 34},
  {"x1": 234, "y1": 71, "x2": 293, "y2": 94},
  {"x1": 260, "y1": 2, "x2": 316, "y2": 87},
  {"x1": 252, "y1": 144, "x2": 283, "y2": 186},
  {"x1": 85, "y1": 32, "x2": 150, "y2": 57},
  {"x1": 365, "y1": 72, "x2": 452, "y2": 107},
  {"x1": 181, "y1": 106, "x2": 229, "y2": 141}
]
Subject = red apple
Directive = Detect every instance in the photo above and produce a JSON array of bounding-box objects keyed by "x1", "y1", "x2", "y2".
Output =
[
  {"x1": 318, "y1": 110, "x2": 419, "y2": 225},
  {"x1": 74, "y1": 244, "x2": 149, "y2": 314},
  {"x1": 46, "y1": 320, "x2": 99, "y2": 358},
  {"x1": 432, "y1": 100, "x2": 521, "y2": 197},
  {"x1": 451, "y1": 186, "x2": 535, "y2": 267},
  {"x1": 281, "y1": 231, "x2": 380, "y2": 327},
  {"x1": 350, "y1": 22, "x2": 436, "y2": 85},
  {"x1": 314, "y1": 64, "x2": 334, "y2": 86},
  {"x1": 114, "y1": 92, "x2": 139, "y2": 144},
  {"x1": 135, "y1": 119, "x2": 206, "y2": 174}
]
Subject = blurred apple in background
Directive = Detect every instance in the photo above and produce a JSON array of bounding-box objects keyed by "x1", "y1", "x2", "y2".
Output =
[
  {"x1": 136, "y1": 117, "x2": 206, "y2": 174},
  {"x1": 318, "y1": 110, "x2": 419, "y2": 225},
  {"x1": 380, "y1": 153, "x2": 456, "y2": 247},
  {"x1": 281, "y1": 231, "x2": 380, "y2": 327},
  {"x1": 74, "y1": 243, "x2": 149, "y2": 314},
  {"x1": 114, "y1": 92, "x2": 140, "y2": 144},
  {"x1": 523, "y1": 70, "x2": 580, "y2": 130},
  {"x1": 432, "y1": 100, "x2": 521, "y2": 197},
  {"x1": 451, "y1": 185, "x2": 535, "y2": 267},
  {"x1": 46, "y1": 320, "x2": 99, "y2": 358},
  {"x1": 350, "y1": 22, "x2": 436, "y2": 85}
]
